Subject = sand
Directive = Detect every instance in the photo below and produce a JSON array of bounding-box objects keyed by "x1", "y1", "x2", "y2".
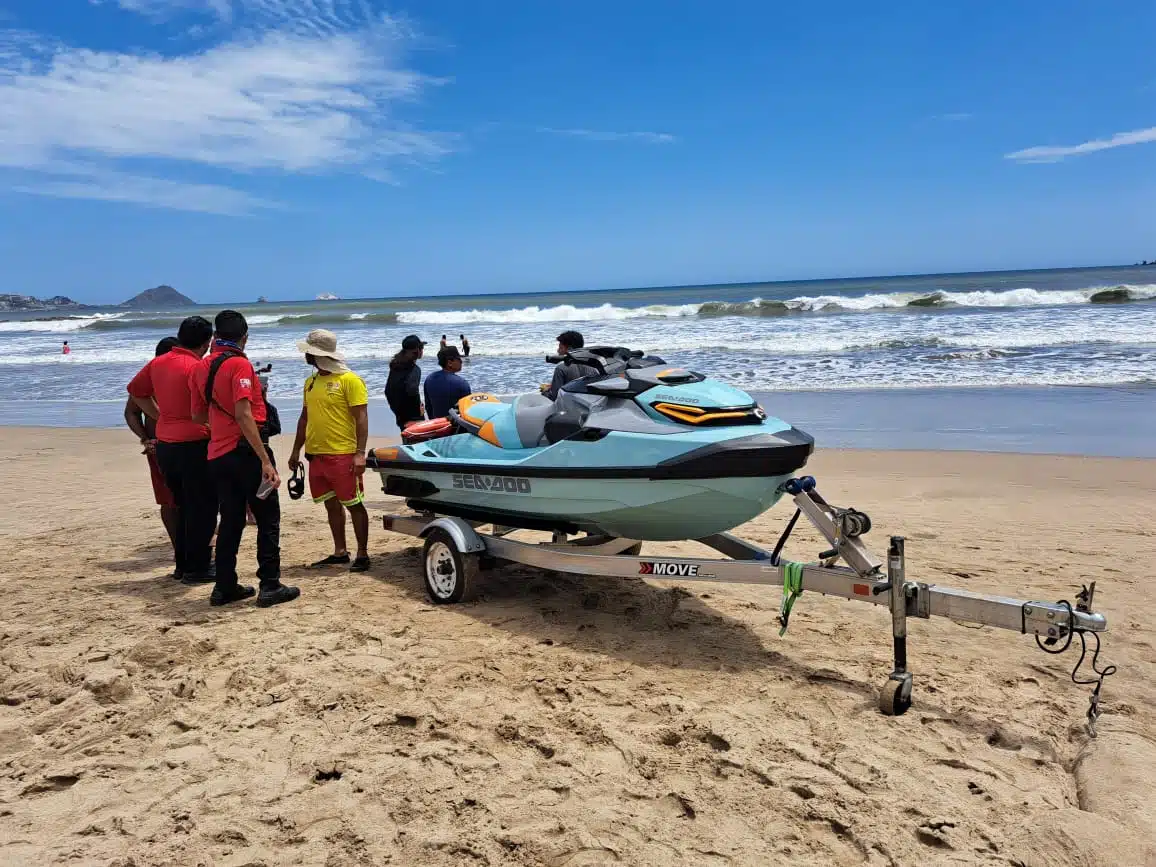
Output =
[{"x1": 1, "y1": 427, "x2": 1155, "y2": 866}]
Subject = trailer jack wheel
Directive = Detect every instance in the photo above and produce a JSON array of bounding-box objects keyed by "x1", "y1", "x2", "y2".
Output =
[{"x1": 879, "y1": 673, "x2": 913, "y2": 716}]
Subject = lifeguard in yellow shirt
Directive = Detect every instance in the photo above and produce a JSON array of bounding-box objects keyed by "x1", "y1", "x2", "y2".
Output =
[{"x1": 288, "y1": 330, "x2": 371, "y2": 572}]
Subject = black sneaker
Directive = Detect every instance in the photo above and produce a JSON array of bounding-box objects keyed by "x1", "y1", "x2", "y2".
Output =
[
  {"x1": 256, "y1": 584, "x2": 301, "y2": 608},
  {"x1": 350, "y1": 556, "x2": 371, "y2": 573},
  {"x1": 210, "y1": 584, "x2": 256, "y2": 607}
]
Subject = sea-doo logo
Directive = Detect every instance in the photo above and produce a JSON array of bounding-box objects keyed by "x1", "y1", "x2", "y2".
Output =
[
  {"x1": 652, "y1": 393, "x2": 699, "y2": 404},
  {"x1": 452, "y1": 474, "x2": 531, "y2": 494},
  {"x1": 640, "y1": 561, "x2": 701, "y2": 577}
]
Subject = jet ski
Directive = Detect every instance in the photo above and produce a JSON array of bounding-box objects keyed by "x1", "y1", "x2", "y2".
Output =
[{"x1": 367, "y1": 347, "x2": 814, "y2": 542}]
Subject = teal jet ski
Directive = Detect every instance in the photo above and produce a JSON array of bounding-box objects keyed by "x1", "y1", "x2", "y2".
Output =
[{"x1": 367, "y1": 348, "x2": 813, "y2": 541}]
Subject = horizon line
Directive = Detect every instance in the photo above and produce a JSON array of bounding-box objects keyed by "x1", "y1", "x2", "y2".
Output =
[{"x1": 5, "y1": 261, "x2": 1150, "y2": 309}]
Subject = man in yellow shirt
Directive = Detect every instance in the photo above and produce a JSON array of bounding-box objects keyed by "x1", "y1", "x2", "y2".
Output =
[{"x1": 288, "y1": 330, "x2": 371, "y2": 572}]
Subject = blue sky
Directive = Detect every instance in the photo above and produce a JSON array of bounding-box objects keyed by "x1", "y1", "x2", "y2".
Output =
[{"x1": 1, "y1": 1, "x2": 1154, "y2": 304}]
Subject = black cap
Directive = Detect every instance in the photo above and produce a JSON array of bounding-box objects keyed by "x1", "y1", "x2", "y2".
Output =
[
  {"x1": 437, "y1": 345, "x2": 462, "y2": 367},
  {"x1": 402, "y1": 334, "x2": 426, "y2": 351}
]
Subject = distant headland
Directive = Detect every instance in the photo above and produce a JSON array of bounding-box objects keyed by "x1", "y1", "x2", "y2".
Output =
[
  {"x1": 0, "y1": 294, "x2": 81, "y2": 312},
  {"x1": 119, "y1": 285, "x2": 196, "y2": 309},
  {"x1": 1, "y1": 284, "x2": 198, "y2": 312}
]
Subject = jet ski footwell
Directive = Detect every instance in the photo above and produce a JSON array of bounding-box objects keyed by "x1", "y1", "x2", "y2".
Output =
[{"x1": 380, "y1": 476, "x2": 1115, "y2": 730}]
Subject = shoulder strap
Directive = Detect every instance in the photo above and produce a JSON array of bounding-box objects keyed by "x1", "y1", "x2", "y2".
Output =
[{"x1": 205, "y1": 350, "x2": 242, "y2": 416}]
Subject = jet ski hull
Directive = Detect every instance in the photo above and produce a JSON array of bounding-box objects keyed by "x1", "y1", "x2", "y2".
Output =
[
  {"x1": 396, "y1": 472, "x2": 796, "y2": 540},
  {"x1": 370, "y1": 428, "x2": 813, "y2": 541}
]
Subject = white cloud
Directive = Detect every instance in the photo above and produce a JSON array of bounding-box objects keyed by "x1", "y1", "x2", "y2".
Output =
[
  {"x1": 12, "y1": 170, "x2": 277, "y2": 215},
  {"x1": 1006, "y1": 126, "x2": 1156, "y2": 163},
  {"x1": 538, "y1": 127, "x2": 677, "y2": 144},
  {"x1": 1, "y1": 2, "x2": 448, "y2": 213},
  {"x1": 107, "y1": 0, "x2": 234, "y2": 20}
]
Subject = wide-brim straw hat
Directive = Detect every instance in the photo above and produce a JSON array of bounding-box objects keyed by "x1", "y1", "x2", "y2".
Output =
[
  {"x1": 297, "y1": 328, "x2": 345, "y2": 361},
  {"x1": 297, "y1": 329, "x2": 350, "y2": 373}
]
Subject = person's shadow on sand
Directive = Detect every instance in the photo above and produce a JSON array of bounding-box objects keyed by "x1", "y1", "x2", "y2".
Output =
[{"x1": 95, "y1": 541, "x2": 181, "y2": 581}]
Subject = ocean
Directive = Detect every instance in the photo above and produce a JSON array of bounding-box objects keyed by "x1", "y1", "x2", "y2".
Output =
[{"x1": 2, "y1": 265, "x2": 1154, "y2": 455}]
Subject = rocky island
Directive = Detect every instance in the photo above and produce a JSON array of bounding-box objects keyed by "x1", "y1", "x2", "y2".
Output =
[{"x1": 120, "y1": 285, "x2": 196, "y2": 308}]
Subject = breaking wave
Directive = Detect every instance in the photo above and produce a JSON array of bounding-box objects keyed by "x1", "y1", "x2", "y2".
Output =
[
  {"x1": 395, "y1": 303, "x2": 703, "y2": 324},
  {"x1": 700, "y1": 284, "x2": 1156, "y2": 316},
  {"x1": 0, "y1": 313, "x2": 127, "y2": 333}
]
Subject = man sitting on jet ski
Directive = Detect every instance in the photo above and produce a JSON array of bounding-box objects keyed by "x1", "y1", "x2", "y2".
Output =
[{"x1": 541, "y1": 330, "x2": 603, "y2": 400}]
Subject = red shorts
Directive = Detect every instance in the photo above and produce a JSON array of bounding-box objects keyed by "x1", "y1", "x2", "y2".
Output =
[
  {"x1": 147, "y1": 452, "x2": 176, "y2": 508},
  {"x1": 308, "y1": 453, "x2": 364, "y2": 506}
]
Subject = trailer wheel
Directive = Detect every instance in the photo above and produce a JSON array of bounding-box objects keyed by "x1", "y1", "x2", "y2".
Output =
[
  {"x1": 879, "y1": 675, "x2": 913, "y2": 716},
  {"x1": 423, "y1": 528, "x2": 480, "y2": 604}
]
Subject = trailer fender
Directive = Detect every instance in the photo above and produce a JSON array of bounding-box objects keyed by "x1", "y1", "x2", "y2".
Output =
[{"x1": 418, "y1": 517, "x2": 486, "y2": 555}]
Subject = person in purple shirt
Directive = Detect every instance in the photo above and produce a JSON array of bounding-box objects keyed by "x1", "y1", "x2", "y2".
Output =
[{"x1": 423, "y1": 346, "x2": 472, "y2": 418}]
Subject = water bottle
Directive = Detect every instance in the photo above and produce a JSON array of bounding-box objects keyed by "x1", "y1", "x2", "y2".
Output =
[{"x1": 256, "y1": 476, "x2": 278, "y2": 500}]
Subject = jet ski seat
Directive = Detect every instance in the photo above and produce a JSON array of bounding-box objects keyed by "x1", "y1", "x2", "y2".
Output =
[
  {"x1": 511, "y1": 393, "x2": 557, "y2": 447},
  {"x1": 510, "y1": 392, "x2": 595, "y2": 447}
]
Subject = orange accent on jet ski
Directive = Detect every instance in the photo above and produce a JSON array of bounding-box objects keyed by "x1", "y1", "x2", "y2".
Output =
[
  {"x1": 477, "y1": 420, "x2": 502, "y2": 446},
  {"x1": 652, "y1": 403, "x2": 753, "y2": 425},
  {"x1": 456, "y1": 393, "x2": 501, "y2": 427}
]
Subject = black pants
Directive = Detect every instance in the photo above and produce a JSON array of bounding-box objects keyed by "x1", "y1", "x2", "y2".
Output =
[
  {"x1": 209, "y1": 443, "x2": 280, "y2": 588},
  {"x1": 155, "y1": 439, "x2": 217, "y2": 575}
]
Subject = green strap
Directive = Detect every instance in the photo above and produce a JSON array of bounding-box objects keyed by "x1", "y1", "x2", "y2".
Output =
[{"x1": 779, "y1": 560, "x2": 805, "y2": 636}]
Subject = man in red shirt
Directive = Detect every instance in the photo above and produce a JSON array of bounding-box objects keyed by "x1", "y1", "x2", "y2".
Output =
[
  {"x1": 124, "y1": 336, "x2": 181, "y2": 571},
  {"x1": 190, "y1": 310, "x2": 300, "y2": 609},
  {"x1": 127, "y1": 316, "x2": 216, "y2": 584}
]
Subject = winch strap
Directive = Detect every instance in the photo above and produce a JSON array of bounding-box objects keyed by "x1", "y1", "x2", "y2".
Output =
[{"x1": 779, "y1": 560, "x2": 805, "y2": 636}]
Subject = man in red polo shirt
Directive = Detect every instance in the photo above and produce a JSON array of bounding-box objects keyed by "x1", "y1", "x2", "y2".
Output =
[
  {"x1": 190, "y1": 310, "x2": 300, "y2": 609},
  {"x1": 127, "y1": 316, "x2": 216, "y2": 584},
  {"x1": 124, "y1": 336, "x2": 181, "y2": 572}
]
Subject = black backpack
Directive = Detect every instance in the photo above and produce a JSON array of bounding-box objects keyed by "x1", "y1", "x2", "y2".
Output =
[{"x1": 204, "y1": 350, "x2": 277, "y2": 441}]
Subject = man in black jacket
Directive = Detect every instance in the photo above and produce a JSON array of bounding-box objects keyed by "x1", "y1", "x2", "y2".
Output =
[
  {"x1": 543, "y1": 330, "x2": 601, "y2": 400},
  {"x1": 385, "y1": 334, "x2": 425, "y2": 430}
]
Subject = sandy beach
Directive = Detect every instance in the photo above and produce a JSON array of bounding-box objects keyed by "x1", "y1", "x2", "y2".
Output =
[{"x1": 1, "y1": 427, "x2": 1155, "y2": 866}]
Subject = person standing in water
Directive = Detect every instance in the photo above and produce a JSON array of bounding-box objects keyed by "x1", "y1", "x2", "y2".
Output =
[
  {"x1": 288, "y1": 330, "x2": 372, "y2": 573},
  {"x1": 385, "y1": 335, "x2": 425, "y2": 430},
  {"x1": 123, "y1": 336, "x2": 181, "y2": 574},
  {"x1": 62, "y1": 341, "x2": 71, "y2": 355},
  {"x1": 460, "y1": 334, "x2": 471, "y2": 358}
]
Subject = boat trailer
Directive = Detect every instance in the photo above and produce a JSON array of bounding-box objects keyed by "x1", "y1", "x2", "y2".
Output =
[{"x1": 381, "y1": 475, "x2": 1115, "y2": 730}]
